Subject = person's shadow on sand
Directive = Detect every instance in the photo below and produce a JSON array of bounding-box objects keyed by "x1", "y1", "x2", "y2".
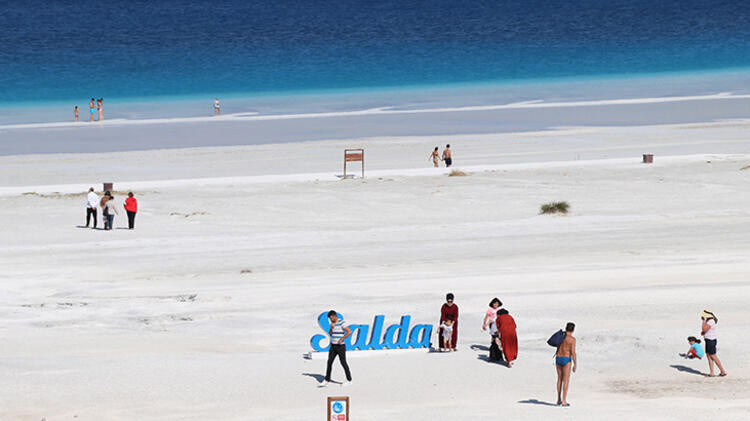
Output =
[
  {"x1": 301, "y1": 373, "x2": 341, "y2": 385},
  {"x1": 518, "y1": 399, "x2": 558, "y2": 406},
  {"x1": 477, "y1": 354, "x2": 509, "y2": 366},
  {"x1": 472, "y1": 344, "x2": 508, "y2": 367},
  {"x1": 670, "y1": 364, "x2": 704, "y2": 376}
]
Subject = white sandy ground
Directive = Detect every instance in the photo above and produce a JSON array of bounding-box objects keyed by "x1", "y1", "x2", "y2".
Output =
[{"x1": 1, "y1": 120, "x2": 750, "y2": 420}]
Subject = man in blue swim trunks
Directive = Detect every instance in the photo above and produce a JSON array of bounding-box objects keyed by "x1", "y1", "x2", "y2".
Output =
[{"x1": 555, "y1": 322, "x2": 577, "y2": 406}]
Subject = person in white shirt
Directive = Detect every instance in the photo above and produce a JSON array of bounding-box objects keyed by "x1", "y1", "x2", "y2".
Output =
[
  {"x1": 213, "y1": 98, "x2": 221, "y2": 115},
  {"x1": 700, "y1": 309, "x2": 727, "y2": 377},
  {"x1": 322, "y1": 310, "x2": 352, "y2": 387},
  {"x1": 86, "y1": 187, "x2": 99, "y2": 228}
]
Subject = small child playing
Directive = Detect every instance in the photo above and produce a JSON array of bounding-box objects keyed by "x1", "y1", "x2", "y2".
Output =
[
  {"x1": 685, "y1": 336, "x2": 705, "y2": 359},
  {"x1": 439, "y1": 318, "x2": 454, "y2": 352}
]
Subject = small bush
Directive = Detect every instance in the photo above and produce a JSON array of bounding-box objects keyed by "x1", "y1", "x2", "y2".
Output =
[
  {"x1": 448, "y1": 169, "x2": 469, "y2": 177},
  {"x1": 240, "y1": 269, "x2": 253, "y2": 274},
  {"x1": 540, "y1": 201, "x2": 570, "y2": 215}
]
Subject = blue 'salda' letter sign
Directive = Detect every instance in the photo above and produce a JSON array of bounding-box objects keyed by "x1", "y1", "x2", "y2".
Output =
[{"x1": 310, "y1": 312, "x2": 433, "y2": 352}]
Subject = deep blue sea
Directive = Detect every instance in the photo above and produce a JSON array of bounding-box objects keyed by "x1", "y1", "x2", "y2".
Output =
[{"x1": 2, "y1": 0, "x2": 750, "y2": 105}]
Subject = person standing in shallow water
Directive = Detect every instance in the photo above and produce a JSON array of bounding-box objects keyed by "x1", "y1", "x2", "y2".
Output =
[
  {"x1": 439, "y1": 293, "x2": 458, "y2": 350},
  {"x1": 555, "y1": 322, "x2": 577, "y2": 407},
  {"x1": 322, "y1": 310, "x2": 352, "y2": 387},
  {"x1": 74, "y1": 106, "x2": 79, "y2": 122},
  {"x1": 89, "y1": 98, "x2": 96, "y2": 122},
  {"x1": 97, "y1": 99, "x2": 103, "y2": 121},
  {"x1": 214, "y1": 98, "x2": 221, "y2": 115},
  {"x1": 700, "y1": 309, "x2": 727, "y2": 377}
]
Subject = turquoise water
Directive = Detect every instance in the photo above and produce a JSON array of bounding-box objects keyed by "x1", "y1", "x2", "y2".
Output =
[{"x1": 2, "y1": 0, "x2": 750, "y2": 106}]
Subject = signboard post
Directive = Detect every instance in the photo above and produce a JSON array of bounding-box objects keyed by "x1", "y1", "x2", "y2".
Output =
[
  {"x1": 327, "y1": 396, "x2": 349, "y2": 421},
  {"x1": 343, "y1": 149, "x2": 364, "y2": 179}
]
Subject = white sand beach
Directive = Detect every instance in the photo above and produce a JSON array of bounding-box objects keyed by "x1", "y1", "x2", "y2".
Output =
[{"x1": 1, "y1": 98, "x2": 750, "y2": 420}]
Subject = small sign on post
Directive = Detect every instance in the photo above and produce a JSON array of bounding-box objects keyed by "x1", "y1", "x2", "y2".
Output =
[
  {"x1": 344, "y1": 149, "x2": 364, "y2": 179},
  {"x1": 327, "y1": 396, "x2": 349, "y2": 421},
  {"x1": 643, "y1": 154, "x2": 654, "y2": 164}
]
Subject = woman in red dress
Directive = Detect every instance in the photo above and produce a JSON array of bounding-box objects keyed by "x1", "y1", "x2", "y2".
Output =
[
  {"x1": 439, "y1": 293, "x2": 458, "y2": 350},
  {"x1": 496, "y1": 309, "x2": 518, "y2": 367}
]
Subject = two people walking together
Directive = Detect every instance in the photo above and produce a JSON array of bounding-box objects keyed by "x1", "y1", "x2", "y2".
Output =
[{"x1": 429, "y1": 144, "x2": 452, "y2": 168}]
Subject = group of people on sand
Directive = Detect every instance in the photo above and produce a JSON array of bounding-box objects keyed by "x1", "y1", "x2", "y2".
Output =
[
  {"x1": 429, "y1": 144, "x2": 452, "y2": 168},
  {"x1": 85, "y1": 188, "x2": 138, "y2": 230},
  {"x1": 321, "y1": 293, "x2": 577, "y2": 406},
  {"x1": 319, "y1": 299, "x2": 727, "y2": 407},
  {"x1": 683, "y1": 309, "x2": 728, "y2": 377},
  {"x1": 74, "y1": 98, "x2": 104, "y2": 122}
]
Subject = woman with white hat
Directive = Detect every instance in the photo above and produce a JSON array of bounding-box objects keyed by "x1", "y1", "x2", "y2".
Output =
[{"x1": 700, "y1": 309, "x2": 727, "y2": 377}]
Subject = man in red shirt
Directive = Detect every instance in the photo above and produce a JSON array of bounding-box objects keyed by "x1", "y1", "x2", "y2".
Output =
[{"x1": 124, "y1": 192, "x2": 138, "y2": 229}]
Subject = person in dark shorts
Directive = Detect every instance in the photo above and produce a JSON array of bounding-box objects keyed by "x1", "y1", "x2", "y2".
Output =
[
  {"x1": 322, "y1": 310, "x2": 352, "y2": 386},
  {"x1": 700, "y1": 309, "x2": 727, "y2": 377},
  {"x1": 442, "y1": 144, "x2": 452, "y2": 167}
]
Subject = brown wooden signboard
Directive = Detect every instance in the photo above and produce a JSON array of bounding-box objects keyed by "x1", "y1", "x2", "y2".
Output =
[
  {"x1": 344, "y1": 149, "x2": 364, "y2": 178},
  {"x1": 327, "y1": 396, "x2": 349, "y2": 421}
]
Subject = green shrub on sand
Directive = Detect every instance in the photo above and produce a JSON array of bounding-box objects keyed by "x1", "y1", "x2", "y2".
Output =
[{"x1": 540, "y1": 201, "x2": 570, "y2": 215}]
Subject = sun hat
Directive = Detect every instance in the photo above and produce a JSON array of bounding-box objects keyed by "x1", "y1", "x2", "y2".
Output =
[{"x1": 701, "y1": 309, "x2": 716, "y2": 319}]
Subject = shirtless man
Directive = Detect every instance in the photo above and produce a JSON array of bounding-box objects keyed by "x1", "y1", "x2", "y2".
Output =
[
  {"x1": 429, "y1": 147, "x2": 440, "y2": 167},
  {"x1": 442, "y1": 144, "x2": 452, "y2": 167},
  {"x1": 555, "y1": 322, "x2": 577, "y2": 406}
]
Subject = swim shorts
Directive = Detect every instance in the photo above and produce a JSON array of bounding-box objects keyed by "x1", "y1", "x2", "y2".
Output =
[
  {"x1": 705, "y1": 339, "x2": 717, "y2": 355},
  {"x1": 445, "y1": 158, "x2": 452, "y2": 166},
  {"x1": 555, "y1": 356, "x2": 571, "y2": 366},
  {"x1": 90, "y1": 108, "x2": 95, "y2": 114}
]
